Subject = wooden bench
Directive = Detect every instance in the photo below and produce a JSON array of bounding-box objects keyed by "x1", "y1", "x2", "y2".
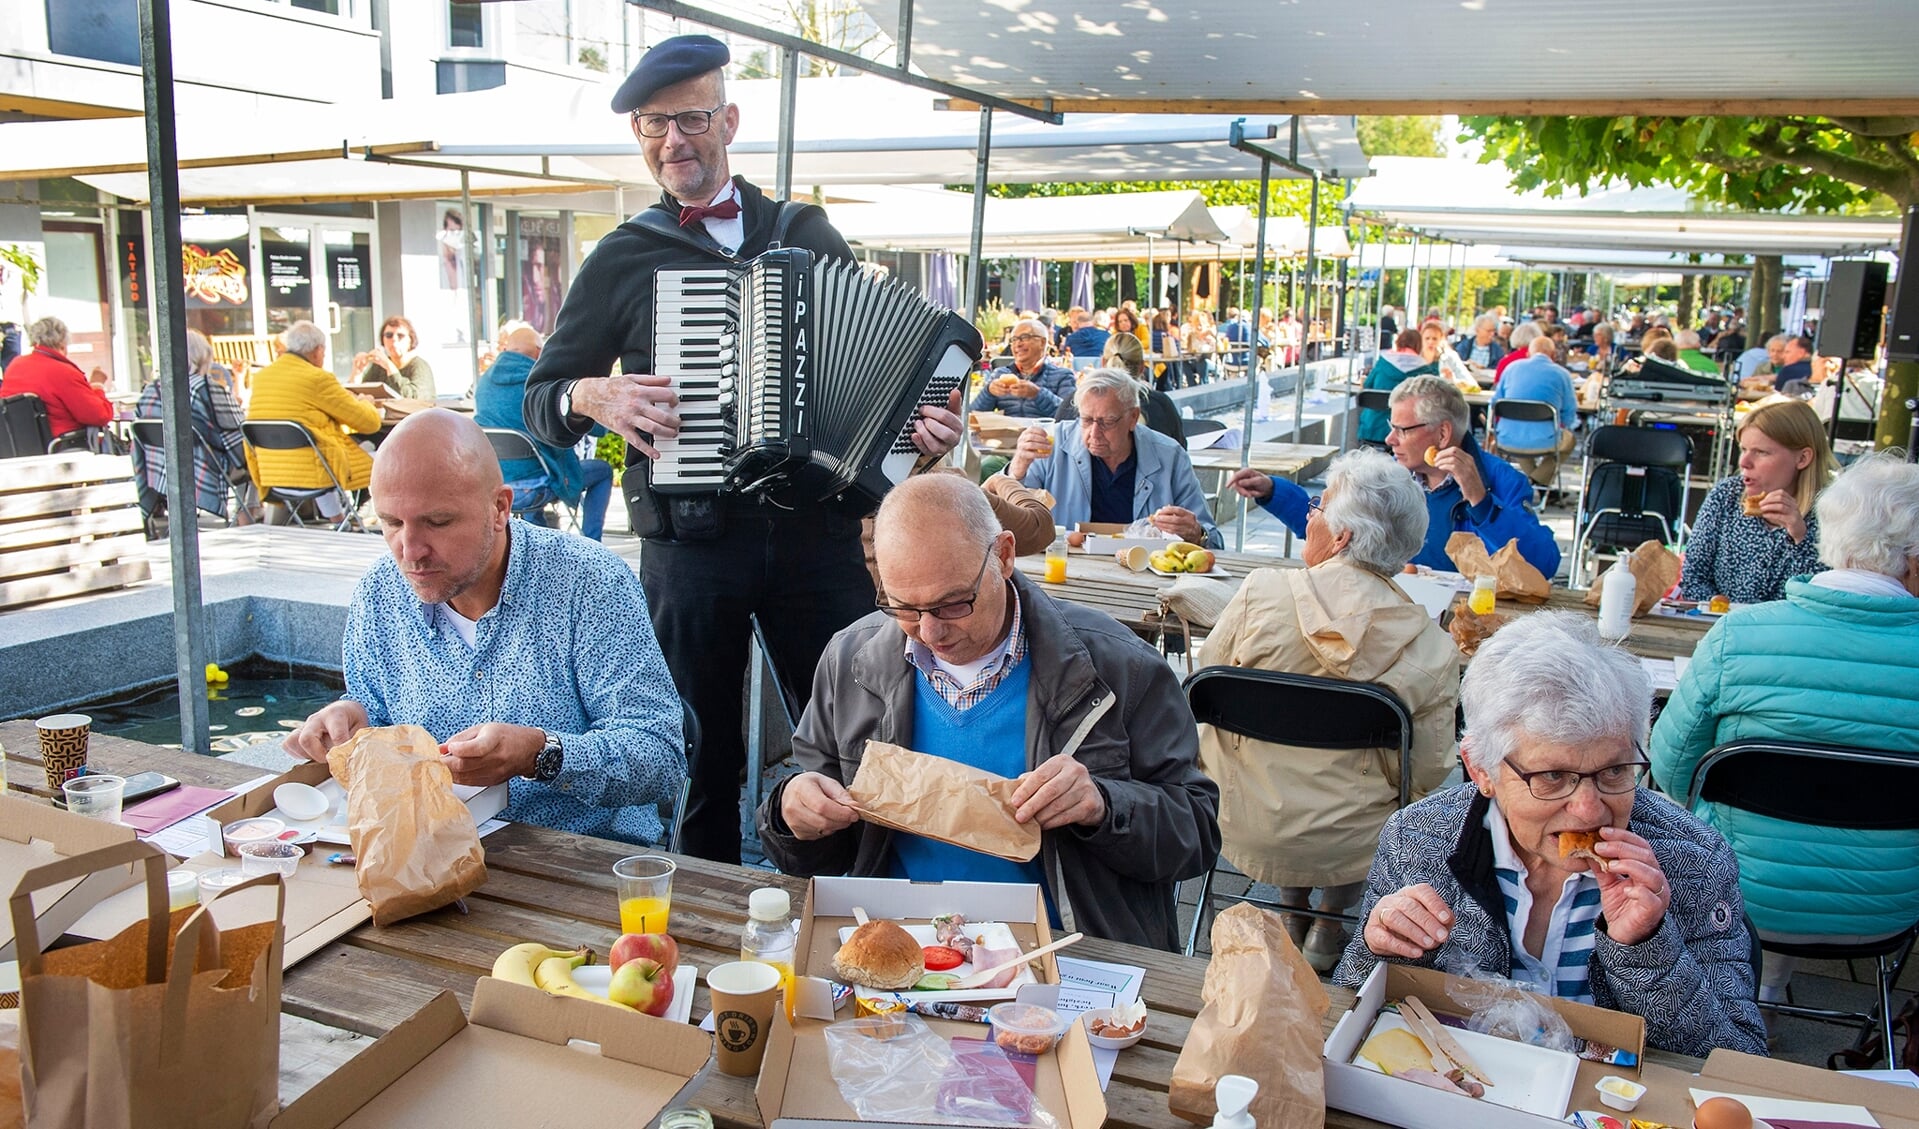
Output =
[
  {"x1": 208, "y1": 334, "x2": 279, "y2": 391},
  {"x1": 0, "y1": 453, "x2": 152, "y2": 610}
]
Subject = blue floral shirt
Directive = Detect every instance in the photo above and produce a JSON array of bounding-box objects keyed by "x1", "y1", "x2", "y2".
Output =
[{"x1": 343, "y1": 521, "x2": 685, "y2": 845}]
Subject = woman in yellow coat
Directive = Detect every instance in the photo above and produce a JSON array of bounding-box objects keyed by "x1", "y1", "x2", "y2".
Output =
[
  {"x1": 1198, "y1": 448, "x2": 1460, "y2": 971},
  {"x1": 244, "y1": 321, "x2": 382, "y2": 503}
]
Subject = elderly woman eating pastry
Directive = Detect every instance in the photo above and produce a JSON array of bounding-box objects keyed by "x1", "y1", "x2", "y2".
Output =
[{"x1": 1333, "y1": 612, "x2": 1766, "y2": 1057}]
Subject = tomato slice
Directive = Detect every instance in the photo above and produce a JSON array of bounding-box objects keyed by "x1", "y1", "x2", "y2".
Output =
[{"x1": 922, "y1": 945, "x2": 965, "y2": 971}]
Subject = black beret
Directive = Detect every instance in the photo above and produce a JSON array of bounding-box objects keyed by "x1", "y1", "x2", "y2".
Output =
[{"x1": 611, "y1": 35, "x2": 731, "y2": 114}]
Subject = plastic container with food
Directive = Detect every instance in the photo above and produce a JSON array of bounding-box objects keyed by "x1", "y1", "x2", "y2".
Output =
[
  {"x1": 1595, "y1": 1075, "x2": 1646, "y2": 1112},
  {"x1": 222, "y1": 816, "x2": 287, "y2": 855},
  {"x1": 1081, "y1": 1002, "x2": 1148, "y2": 1050},
  {"x1": 237, "y1": 840, "x2": 303, "y2": 879},
  {"x1": 987, "y1": 1001, "x2": 1068, "y2": 1056}
]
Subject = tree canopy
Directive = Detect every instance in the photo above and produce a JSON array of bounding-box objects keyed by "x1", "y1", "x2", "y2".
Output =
[
  {"x1": 1459, "y1": 115, "x2": 1919, "y2": 211},
  {"x1": 1357, "y1": 116, "x2": 1444, "y2": 159},
  {"x1": 981, "y1": 179, "x2": 1346, "y2": 228}
]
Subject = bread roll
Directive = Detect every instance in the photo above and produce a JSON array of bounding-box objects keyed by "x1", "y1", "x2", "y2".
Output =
[{"x1": 832, "y1": 920, "x2": 925, "y2": 989}]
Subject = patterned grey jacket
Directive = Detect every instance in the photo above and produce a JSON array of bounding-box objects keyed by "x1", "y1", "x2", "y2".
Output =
[{"x1": 1333, "y1": 784, "x2": 1767, "y2": 1058}]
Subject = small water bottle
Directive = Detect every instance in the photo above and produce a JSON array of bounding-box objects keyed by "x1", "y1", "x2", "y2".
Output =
[
  {"x1": 1210, "y1": 1075, "x2": 1259, "y2": 1129},
  {"x1": 741, "y1": 887, "x2": 797, "y2": 1018},
  {"x1": 1598, "y1": 547, "x2": 1637, "y2": 641}
]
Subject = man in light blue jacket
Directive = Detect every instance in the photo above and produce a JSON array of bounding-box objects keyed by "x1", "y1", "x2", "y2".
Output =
[{"x1": 1008, "y1": 368, "x2": 1222, "y2": 548}]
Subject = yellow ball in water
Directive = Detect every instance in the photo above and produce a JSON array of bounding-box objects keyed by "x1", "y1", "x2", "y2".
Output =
[{"x1": 204, "y1": 662, "x2": 229, "y2": 684}]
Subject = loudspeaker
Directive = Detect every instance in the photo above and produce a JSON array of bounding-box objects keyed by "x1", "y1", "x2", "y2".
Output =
[
  {"x1": 1817, "y1": 260, "x2": 1888, "y2": 361},
  {"x1": 1888, "y1": 207, "x2": 1919, "y2": 362}
]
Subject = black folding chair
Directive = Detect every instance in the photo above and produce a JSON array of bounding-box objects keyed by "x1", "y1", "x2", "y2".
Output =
[
  {"x1": 1487, "y1": 398, "x2": 1563, "y2": 506},
  {"x1": 1567, "y1": 424, "x2": 1692, "y2": 588},
  {"x1": 482, "y1": 426, "x2": 582, "y2": 532},
  {"x1": 1354, "y1": 389, "x2": 1391, "y2": 451},
  {"x1": 0, "y1": 392, "x2": 52, "y2": 458},
  {"x1": 240, "y1": 419, "x2": 365, "y2": 532},
  {"x1": 1686, "y1": 738, "x2": 1919, "y2": 1066},
  {"x1": 1181, "y1": 666, "x2": 1415, "y2": 956}
]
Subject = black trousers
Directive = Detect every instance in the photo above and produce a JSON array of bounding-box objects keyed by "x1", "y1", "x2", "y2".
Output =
[{"x1": 640, "y1": 497, "x2": 875, "y2": 863}]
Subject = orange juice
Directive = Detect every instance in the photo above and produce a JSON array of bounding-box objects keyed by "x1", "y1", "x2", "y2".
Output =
[
  {"x1": 620, "y1": 894, "x2": 671, "y2": 934},
  {"x1": 744, "y1": 955, "x2": 797, "y2": 1020},
  {"x1": 1043, "y1": 553, "x2": 1068, "y2": 583},
  {"x1": 1469, "y1": 586, "x2": 1497, "y2": 616}
]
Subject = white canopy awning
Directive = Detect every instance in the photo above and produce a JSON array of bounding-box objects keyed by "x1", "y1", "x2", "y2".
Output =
[
  {"x1": 850, "y1": 0, "x2": 1919, "y2": 115},
  {"x1": 833, "y1": 186, "x2": 1231, "y2": 261},
  {"x1": 0, "y1": 76, "x2": 1367, "y2": 207},
  {"x1": 1345, "y1": 157, "x2": 1903, "y2": 257}
]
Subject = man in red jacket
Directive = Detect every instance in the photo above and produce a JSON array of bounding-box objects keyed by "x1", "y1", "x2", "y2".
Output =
[{"x1": 0, "y1": 316, "x2": 113, "y2": 442}]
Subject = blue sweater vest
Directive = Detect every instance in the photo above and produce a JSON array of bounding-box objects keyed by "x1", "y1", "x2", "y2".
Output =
[{"x1": 891, "y1": 657, "x2": 1046, "y2": 891}]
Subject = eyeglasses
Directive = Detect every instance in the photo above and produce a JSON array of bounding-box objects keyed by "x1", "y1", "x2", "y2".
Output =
[
  {"x1": 875, "y1": 544, "x2": 995, "y2": 623},
  {"x1": 1388, "y1": 420, "x2": 1436, "y2": 438},
  {"x1": 631, "y1": 103, "x2": 728, "y2": 138},
  {"x1": 1079, "y1": 413, "x2": 1130, "y2": 431},
  {"x1": 382, "y1": 330, "x2": 407, "y2": 339},
  {"x1": 1306, "y1": 495, "x2": 1323, "y2": 516},
  {"x1": 1503, "y1": 755, "x2": 1649, "y2": 801}
]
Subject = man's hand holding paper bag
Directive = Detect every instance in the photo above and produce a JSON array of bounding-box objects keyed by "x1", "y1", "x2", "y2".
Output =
[{"x1": 782, "y1": 740, "x2": 1101, "y2": 856}]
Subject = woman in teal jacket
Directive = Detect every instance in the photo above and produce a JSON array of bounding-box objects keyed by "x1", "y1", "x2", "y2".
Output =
[{"x1": 1650, "y1": 454, "x2": 1919, "y2": 1006}]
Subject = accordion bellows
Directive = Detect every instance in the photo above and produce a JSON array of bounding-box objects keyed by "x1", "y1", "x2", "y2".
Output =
[{"x1": 652, "y1": 248, "x2": 983, "y2": 508}]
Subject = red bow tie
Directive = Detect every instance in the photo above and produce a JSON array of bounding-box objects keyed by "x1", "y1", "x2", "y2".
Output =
[{"x1": 678, "y1": 198, "x2": 741, "y2": 227}]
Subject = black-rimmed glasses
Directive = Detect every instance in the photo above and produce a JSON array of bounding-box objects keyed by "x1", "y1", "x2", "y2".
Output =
[
  {"x1": 1388, "y1": 420, "x2": 1436, "y2": 438},
  {"x1": 875, "y1": 544, "x2": 995, "y2": 622},
  {"x1": 631, "y1": 103, "x2": 728, "y2": 138},
  {"x1": 1503, "y1": 753, "x2": 1649, "y2": 801}
]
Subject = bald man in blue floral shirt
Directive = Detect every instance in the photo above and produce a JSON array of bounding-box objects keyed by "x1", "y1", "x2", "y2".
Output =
[{"x1": 283, "y1": 409, "x2": 685, "y2": 846}]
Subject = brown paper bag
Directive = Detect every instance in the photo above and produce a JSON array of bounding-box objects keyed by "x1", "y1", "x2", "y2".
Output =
[
  {"x1": 1447, "y1": 595, "x2": 1509, "y2": 658},
  {"x1": 845, "y1": 740, "x2": 1041, "y2": 863},
  {"x1": 1445, "y1": 532, "x2": 1551, "y2": 603},
  {"x1": 11, "y1": 840, "x2": 283, "y2": 1129},
  {"x1": 1582, "y1": 539, "x2": 1682, "y2": 617},
  {"x1": 1169, "y1": 905, "x2": 1329, "y2": 1129},
  {"x1": 327, "y1": 724, "x2": 487, "y2": 925}
]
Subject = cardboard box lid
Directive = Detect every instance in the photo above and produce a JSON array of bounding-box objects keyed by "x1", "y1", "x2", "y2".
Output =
[
  {"x1": 273, "y1": 978, "x2": 713, "y2": 1129},
  {"x1": 0, "y1": 793, "x2": 138, "y2": 955}
]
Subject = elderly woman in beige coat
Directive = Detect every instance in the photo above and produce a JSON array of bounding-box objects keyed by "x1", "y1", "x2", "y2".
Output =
[{"x1": 1198, "y1": 448, "x2": 1461, "y2": 971}]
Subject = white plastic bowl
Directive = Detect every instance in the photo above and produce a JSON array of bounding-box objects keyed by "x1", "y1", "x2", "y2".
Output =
[
  {"x1": 274, "y1": 782, "x2": 330, "y2": 822},
  {"x1": 1081, "y1": 1007, "x2": 1147, "y2": 1050},
  {"x1": 1596, "y1": 1075, "x2": 1646, "y2": 1112}
]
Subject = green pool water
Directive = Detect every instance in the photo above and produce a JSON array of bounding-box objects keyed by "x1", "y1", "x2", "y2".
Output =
[{"x1": 74, "y1": 659, "x2": 345, "y2": 754}]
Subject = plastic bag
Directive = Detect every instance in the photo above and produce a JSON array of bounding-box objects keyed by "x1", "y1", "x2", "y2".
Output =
[
  {"x1": 822, "y1": 1015, "x2": 1056, "y2": 1129},
  {"x1": 1437, "y1": 955, "x2": 1576, "y2": 1053}
]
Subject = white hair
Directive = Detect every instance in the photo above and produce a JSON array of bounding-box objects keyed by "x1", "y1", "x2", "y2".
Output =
[
  {"x1": 282, "y1": 320, "x2": 328, "y2": 359},
  {"x1": 1460, "y1": 611, "x2": 1651, "y2": 772},
  {"x1": 1076, "y1": 368, "x2": 1140, "y2": 411},
  {"x1": 1473, "y1": 314, "x2": 1497, "y2": 333},
  {"x1": 27, "y1": 316, "x2": 67, "y2": 350},
  {"x1": 1816, "y1": 452, "x2": 1919, "y2": 579},
  {"x1": 1389, "y1": 374, "x2": 1470, "y2": 438},
  {"x1": 1507, "y1": 321, "x2": 1542, "y2": 352},
  {"x1": 1320, "y1": 449, "x2": 1428, "y2": 575}
]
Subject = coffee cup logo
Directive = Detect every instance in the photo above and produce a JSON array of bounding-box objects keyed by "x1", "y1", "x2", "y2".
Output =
[{"x1": 716, "y1": 1010, "x2": 759, "y2": 1053}]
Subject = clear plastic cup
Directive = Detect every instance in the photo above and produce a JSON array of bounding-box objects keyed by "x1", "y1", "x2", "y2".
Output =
[{"x1": 62, "y1": 773, "x2": 125, "y2": 822}]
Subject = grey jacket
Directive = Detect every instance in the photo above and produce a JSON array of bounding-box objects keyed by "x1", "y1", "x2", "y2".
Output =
[
  {"x1": 1333, "y1": 784, "x2": 1767, "y2": 1058},
  {"x1": 755, "y1": 570, "x2": 1221, "y2": 951}
]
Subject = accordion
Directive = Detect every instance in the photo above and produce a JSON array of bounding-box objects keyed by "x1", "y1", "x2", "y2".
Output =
[{"x1": 649, "y1": 248, "x2": 981, "y2": 509}]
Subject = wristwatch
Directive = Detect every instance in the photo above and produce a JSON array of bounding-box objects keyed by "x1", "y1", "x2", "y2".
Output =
[
  {"x1": 557, "y1": 379, "x2": 580, "y2": 423},
  {"x1": 524, "y1": 730, "x2": 564, "y2": 782}
]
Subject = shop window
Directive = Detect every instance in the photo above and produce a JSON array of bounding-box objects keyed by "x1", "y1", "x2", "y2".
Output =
[
  {"x1": 449, "y1": 1, "x2": 484, "y2": 48},
  {"x1": 437, "y1": 59, "x2": 505, "y2": 94}
]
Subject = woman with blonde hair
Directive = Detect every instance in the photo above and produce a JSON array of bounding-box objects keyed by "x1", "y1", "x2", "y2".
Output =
[{"x1": 1678, "y1": 399, "x2": 1836, "y2": 604}]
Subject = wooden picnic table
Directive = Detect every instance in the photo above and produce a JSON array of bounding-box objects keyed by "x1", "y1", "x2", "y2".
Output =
[
  {"x1": 2, "y1": 727, "x2": 1712, "y2": 1128},
  {"x1": 1184, "y1": 441, "x2": 1337, "y2": 484},
  {"x1": 1014, "y1": 549, "x2": 1712, "y2": 663}
]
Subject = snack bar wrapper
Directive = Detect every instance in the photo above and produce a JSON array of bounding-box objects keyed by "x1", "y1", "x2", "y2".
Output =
[
  {"x1": 846, "y1": 740, "x2": 1041, "y2": 863},
  {"x1": 1168, "y1": 904, "x2": 1328, "y2": 1129},
  {"x1": 1445, "y1": 533, "x2": 1551, "y2": 604},
  {"x1": 327, "y1": 724, "x2": 487, "y2": 926},
  {"x1": 1582, "y1": 539, "x2": 1682, "y2": 617}
]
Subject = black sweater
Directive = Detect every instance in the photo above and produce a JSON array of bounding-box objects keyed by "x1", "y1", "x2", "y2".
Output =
[{"x1": 522, "y1": 176, "x2": 855, "y2": 448}]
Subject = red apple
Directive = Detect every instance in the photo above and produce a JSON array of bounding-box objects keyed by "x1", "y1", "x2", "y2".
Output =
[
  {"x1": 608, "y1": 956, "x2": 674, "y2": 1016},
  {"x1": 609, "y1": 932, "x2": 679, "y2": 977}
]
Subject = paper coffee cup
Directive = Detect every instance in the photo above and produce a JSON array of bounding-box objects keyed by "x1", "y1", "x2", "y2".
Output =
[
  {"x1": 708, "y1": 960, "x2": 783, "y2": 1076},
  {"x1": 1115, "y1": 546, "x2": 1148, "y2": 571},
  {"x1": 36, "y1": 713, "x2": 91, "y2": 791}
]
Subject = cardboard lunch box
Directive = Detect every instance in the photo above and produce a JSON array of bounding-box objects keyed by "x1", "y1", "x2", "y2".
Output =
[
  {"x1": 1073, "y1": 523, "x2": 1171, "y2": 556},
  {"x1": 757, "y1": 875, "x2": 1108, "y2": 1129},
  {"x1": 1324, "y1": 962, "x2": 1919, "y2": 1129},
  {"x1": 271, "y1": 977, "x2": 713, "y2": 1129},
  {"x1": 0, "y1": 792, "x2": 140, "y2": 1003},
  {"x1": 62, "y1": 762, "x2": 505, "y2": 967}
]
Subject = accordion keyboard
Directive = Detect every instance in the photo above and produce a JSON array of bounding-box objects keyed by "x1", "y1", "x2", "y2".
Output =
[{"x1": 651, "y1": 268, "x2": 741, "y2": 490}]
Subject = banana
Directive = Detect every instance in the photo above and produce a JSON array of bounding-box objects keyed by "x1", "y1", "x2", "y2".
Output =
[
  {"x1": 534, "y1": 955, "x2": 639, "y2": 1011},
  {"x1": 1169, "y1": 541, "x2": 1205, "y2": 557},
  {"x1": 492, "y1": 942, "x2": 589, "y2": 987}
]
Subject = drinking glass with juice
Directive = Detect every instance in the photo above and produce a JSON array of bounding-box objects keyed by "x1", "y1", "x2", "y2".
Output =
[
  {"x1": 1469, "y1": 575, "x2": 1497, "y2": 615},
  {"x1": 613, "y1": 855, "x2": 675, "y2": 933}
]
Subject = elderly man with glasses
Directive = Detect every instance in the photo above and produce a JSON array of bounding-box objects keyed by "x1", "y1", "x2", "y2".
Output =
[
  {"x1": 1334, "y1": 611, "x2": 1766, "y2": 1058},
  {"x1": 1006, "y1": 368, "x2": 1223, "y2": 548},
  {"x1": 973, "y1": 318, "x2": 1075, "y2": 417},
  {"x1": 521, "y1": 34, "x2": 965, "y2": 864},
  {"x1": 756, "y1": 473, "x2": 1220, "y2": 951},
  {"x1": 1230, "y1": 374, "x2": 1559, "y2": 578}
]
